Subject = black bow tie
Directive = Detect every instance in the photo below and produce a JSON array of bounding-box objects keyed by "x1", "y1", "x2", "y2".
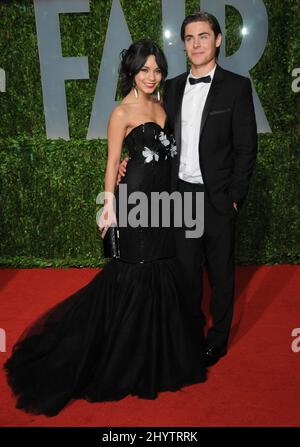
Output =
[{"x1": 189, "y1": 75, "x2": 211, "y2": 85}]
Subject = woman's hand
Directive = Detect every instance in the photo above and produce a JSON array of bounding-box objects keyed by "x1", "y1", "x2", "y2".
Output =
[{"x1": 98, "y1": 205, "x2": 117, "y2": 239}]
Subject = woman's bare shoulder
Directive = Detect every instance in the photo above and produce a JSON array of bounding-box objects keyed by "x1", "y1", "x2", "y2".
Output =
[
  {"x1": 114, "y1": 99, "x2": 138, "y2": 121},
  {"x1": 108, "y1": 104, "x2": 130, "y2": 126},
  {"x1": 111, "y1": 103, "x2": 127, "y2": 117}
]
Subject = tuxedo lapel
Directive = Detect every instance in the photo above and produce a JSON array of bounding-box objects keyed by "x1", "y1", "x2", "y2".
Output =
[{"x1": 199, "y1": 64, "x2": 225, "y2": 141}]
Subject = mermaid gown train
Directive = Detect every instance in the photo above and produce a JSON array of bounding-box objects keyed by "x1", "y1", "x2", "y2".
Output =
[{"x1": 4, "y1": 122, "x2": 206, "y2": 417}]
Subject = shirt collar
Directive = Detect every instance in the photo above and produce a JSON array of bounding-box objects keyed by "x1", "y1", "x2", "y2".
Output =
[{"x1": 188, "y1": 64, "x2": 217, "y2": 84}]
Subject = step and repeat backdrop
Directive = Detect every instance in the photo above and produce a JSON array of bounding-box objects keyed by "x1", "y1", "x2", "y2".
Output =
[{"x1": 0, "y1": 0, "x2": 299, "y2": 266}]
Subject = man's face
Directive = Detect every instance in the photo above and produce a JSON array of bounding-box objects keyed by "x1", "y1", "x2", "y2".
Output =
[{"x1": 183, "y1": 21, "x2": 222, "y2": 68}]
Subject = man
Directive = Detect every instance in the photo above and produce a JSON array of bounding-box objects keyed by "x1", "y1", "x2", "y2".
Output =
[{"x1": 120, "y1": 12, "x2": 257, "y2": 367}]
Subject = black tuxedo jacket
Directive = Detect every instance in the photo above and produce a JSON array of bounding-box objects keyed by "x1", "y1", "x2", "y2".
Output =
[{"x1": 163, "y1": 64, "x2": 258, "y2": 214}]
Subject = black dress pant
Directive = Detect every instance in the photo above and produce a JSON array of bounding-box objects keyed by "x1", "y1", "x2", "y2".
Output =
[{"x1": 174, "y1": 178, "x2": 237, "y2": 350}]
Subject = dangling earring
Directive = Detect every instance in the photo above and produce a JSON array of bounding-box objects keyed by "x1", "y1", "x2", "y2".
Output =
[
  {"x1": 157, "y1": 87, "x2": 160, "y2": 102},
  {"x1": 132, "y1": 82, "x2": 138, "y2": 98}
]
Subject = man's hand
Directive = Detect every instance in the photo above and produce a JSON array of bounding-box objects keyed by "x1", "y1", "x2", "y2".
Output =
[
  {"x1": 233, "y1": 202, "x2": 238, "y2": 212},
  {"x1": 117, "y1": 156, "x2": 129, "y2": 185}
]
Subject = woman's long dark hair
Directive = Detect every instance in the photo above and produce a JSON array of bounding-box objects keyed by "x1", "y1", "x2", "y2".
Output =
[{"x1": 119, "y1": 39, "x2": 168, "y2": 97}]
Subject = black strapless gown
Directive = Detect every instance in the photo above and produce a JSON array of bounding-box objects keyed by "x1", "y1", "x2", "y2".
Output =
[{"x1": 4, "y1": 122, "x2": 206, "y2": 417}]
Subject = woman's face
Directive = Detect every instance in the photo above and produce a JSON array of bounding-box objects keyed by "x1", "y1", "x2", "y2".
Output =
[{"x1": 134, "y1": 55, "x2": 162, "y2": 95}]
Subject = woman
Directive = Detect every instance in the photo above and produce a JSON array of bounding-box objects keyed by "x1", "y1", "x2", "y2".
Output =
[{"x1": 4, "y1": 40, "x2": 206, "y2": 417}]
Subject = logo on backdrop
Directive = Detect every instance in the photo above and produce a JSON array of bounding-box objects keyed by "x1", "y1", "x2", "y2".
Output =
[{"x1": 33, "y1": 0, "x2": 270, "y2": 140}]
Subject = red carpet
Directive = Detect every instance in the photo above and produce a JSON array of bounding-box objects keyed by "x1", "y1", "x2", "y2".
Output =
[{"x1": 0, "y1": 265, "x2": 299, "y2": 427}]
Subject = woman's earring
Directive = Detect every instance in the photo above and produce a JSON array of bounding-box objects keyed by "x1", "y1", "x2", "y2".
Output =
[
  {"x1": 157, "y1": 88, "x2": 160, "y2": 102},
  {"x1": 133, "y1": 83, "x2": 138, "y2": 98}
]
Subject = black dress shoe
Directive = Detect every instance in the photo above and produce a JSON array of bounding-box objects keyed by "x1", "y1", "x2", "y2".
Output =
[{"x1": 203, "y1": 345, "x2": 227, "y2": 367}]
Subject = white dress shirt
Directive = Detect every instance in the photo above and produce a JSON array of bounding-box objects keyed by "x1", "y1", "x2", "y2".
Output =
[{"x1": 179, "y1": 64, "x2": 217, "y2": 184}]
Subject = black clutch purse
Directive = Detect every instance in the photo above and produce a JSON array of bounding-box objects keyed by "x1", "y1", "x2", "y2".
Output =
[{"x1": 102, "y1": 225, "x2": 120, "y2": 259}]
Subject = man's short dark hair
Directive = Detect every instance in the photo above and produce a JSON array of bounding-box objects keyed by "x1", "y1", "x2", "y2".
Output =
[{"x1": 181, "y1": 12, "x2": 222, "y2": 58}]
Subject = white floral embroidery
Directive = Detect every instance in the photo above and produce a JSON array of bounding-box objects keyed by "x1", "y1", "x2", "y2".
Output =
[
  {"x1": 142, "y1": 146, "x2": 159, "y2": 163},
  {"x1": 169, "y1": 144, "x2": 177, "y2": 158},
  {"x1": 158, "y1": 131, "x2": 170, "y2": 147}
]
